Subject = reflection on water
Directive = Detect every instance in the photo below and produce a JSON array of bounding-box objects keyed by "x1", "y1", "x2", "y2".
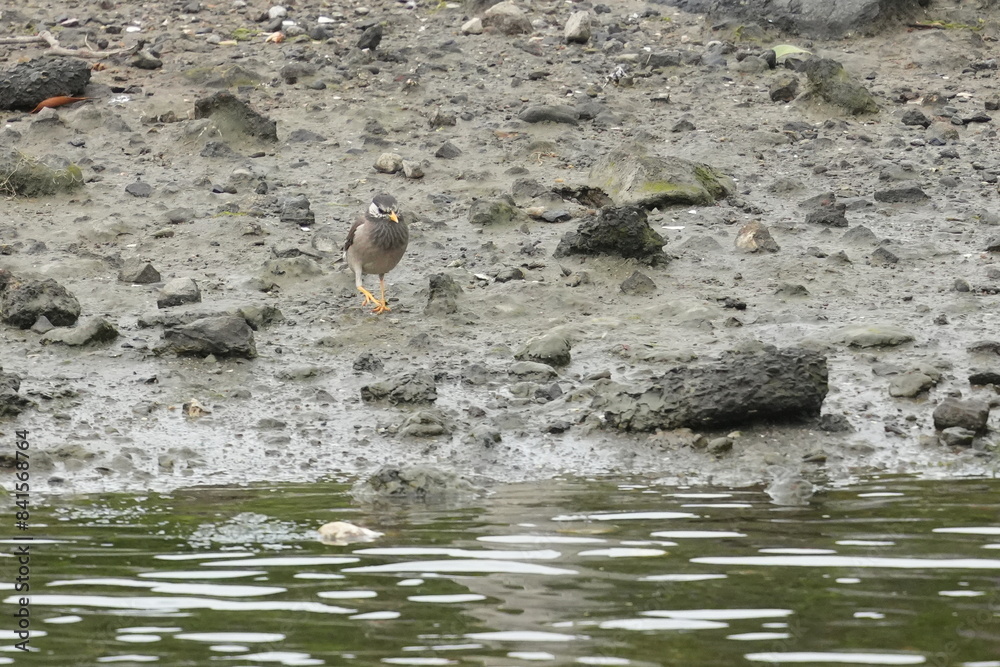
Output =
[{"x1": 2, "y1": 475, "x2": 999, "y2": 666}]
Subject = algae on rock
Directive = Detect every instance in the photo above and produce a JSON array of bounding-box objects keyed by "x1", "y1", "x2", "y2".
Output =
[
  {"x1": 589, "y1": 142, "x2": 734, "y2": 209},
  {"x1": 0, "y1": 150, "x2": 84, "y2": 196}
]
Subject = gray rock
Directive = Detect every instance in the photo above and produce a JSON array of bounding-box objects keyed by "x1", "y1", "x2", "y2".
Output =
[
  {"x1": 842, "y1": 225, "x2": 879, "y2": 245},
  {"x1": 352, "y1": 464, "x2": 485, "y2": 502},
  {"x1": 969, "y1": 370, "x2": 1000, "y2": 386},
  {"x1": 805, "y1": 202, "x2": 848, "y2": 227},
  {"x1": 518, "y1": 105, "x2": 579, "y2": 125},
  {"x1": 132, "y1": 49, "x2": 163, "y2": 70},
  {"x1": 425, "y1": 273, "x2": 462, "y2": 316},
  {"x1": 939, "y1": 427, "x2": 976, "y2": 447},
  {"x1": 0, "y1": 368, "x2": 32, "y2": 418},
  {"x1": 428, "y1": 109, "x2": 457, "y2": 128},
  {"x1": 553, "y1": 205, "x2": 668, "y2": 265},
  {"x1": 469, "y1": 197, "x2": 519, "y2": 226},
  {"x1": 986, "y1": 236, "x2": 1000, "y2": 253},
  {"x1": 0, "y1": 150, "x2": 83, "y2": 196},
  {"x1": 0, "y1": 56, "x2": 91, "y2": 111},
  {"x1": 482, "y1": 1, "x2": 532, "y2": 35},
  {"x1": 495, "y1": 267, "x2": 524, "y2": 282},
  {"x1": 589, "y1": 142, "x2": 733, "y2": 208},
  {"x1": 159, "y1": 315, "x2": 257, "y2": 359},
  {"x1": 125, "y1": 181, "x2": 153, "y2": 198},
  {"x1": 361, "y1": 370, "x2": 437, "y2": 404},
  {"x1": 515, "y1": 331, "x2": 572, "y2": 367},
  {"x1": 461, "y1": 17, "x2": 484, "y2": 34},
  {"x1": 769, "y1": 73, "x2": 800, "y2": 102},
  {"x1": 804, "y1": 58, "x2": 879, "y2": 115},
  {"x1": 236, "y1": 304, "x2": 284, "y2": 330},
  {"x1": 932, "y1": 398, "x2": 989, "y2": 433},
  {"x1": 193, "y1": 91, "x2": 278, "y2": 143},
  {"x1": 263, "y1": 257, "x2": 324, "y2": 279},
  {"x1": 869, "y1": 246, "x2": 900, "y2": 266},
  {"x1": 776, "y1": 283, "x2": 809, "y2": 298},
  {"x1": 593, "y1": 346, "x2": 828, "y2": 432},
  {"x1": 509, "y1": 360, "x2": 558, "y2": 380},
  {"x1": 620, "y1": 270, "x2": 657, "y2": 295},
  {"x1": 888, "y1": 367, "x2": 941, "y2": 397},
  {"x1": 663, "y1": 0, "x2": 918, "y2": 39},
  {"x1": 166, "y1": 207, "x2": 195, "y2": 224},
  {"x1": 157, "y1": 277, "x2": 201, "y2": 309},
  {"x1": 435, "y1": 141, "x2": 462, "y2": 158},
  {"x1": 30, "y1": 315, "x2": 54, "y2": 334},
  {"x1": 835, "y1": 324, "x2": 913, "y2": 348},
  {"x1": 735, "y1": 221, "x2": 780, "y2": 253},
  {"x1": 900, "y1": 108, "x2": 931, "y2": 127},
  {"x1": 357, "y1": 24, "x2": 383, "y2": 51},
  {"x1": 565, "y1": 11, "x2": 592, "y2": 44},
  {"x1": 279, "y1": 194, "x2": 315, "y2": 226},
  {"x1": 374, "y1": 152, "x2": 403, "y2": 174},
  {"x1": 399, "y1": 410, "x2": 451, "y2": 438},
  {"x1": 402, "y1": 160, "x2": 424, "y2": 179},
  {"x1": 874, "y1": 186, "x2": 929, "y2": 203},
  {"x1": 41, "y1": 317, "x2": 119, "y2": 346},
  {"x1": 0, "y1": 272, "x2": 80, "y2": 328}
]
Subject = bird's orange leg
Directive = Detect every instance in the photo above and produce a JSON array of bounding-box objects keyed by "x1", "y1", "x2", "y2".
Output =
[
  {"x1": 371, "y1": 276, "x2": 392, "y2": 314},
  {"x1": 357, "y1": 285, "x2": 380, "y2": 308}
]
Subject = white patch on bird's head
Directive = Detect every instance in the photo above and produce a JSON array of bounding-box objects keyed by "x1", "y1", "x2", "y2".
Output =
[{"x1": 368, "y1": 201, "x2": 382, "y2": 218}]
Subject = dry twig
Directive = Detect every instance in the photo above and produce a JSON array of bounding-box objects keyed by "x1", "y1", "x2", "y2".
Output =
[{"x1": 0, "y1": 30, "x2": 136, "y2": 58}]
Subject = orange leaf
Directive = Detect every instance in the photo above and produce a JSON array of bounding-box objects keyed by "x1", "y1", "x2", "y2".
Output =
[{"x1": 30, "y1": 96, "x2": 91, "y2": 113}]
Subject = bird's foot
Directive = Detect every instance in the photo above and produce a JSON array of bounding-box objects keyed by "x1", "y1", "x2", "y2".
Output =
[
  {"x1": 370, "y1": 299, "x2": 392, "y2": 314},
  {"x1": 357, "y1": 287, "x2": 380, "y2": 308}
]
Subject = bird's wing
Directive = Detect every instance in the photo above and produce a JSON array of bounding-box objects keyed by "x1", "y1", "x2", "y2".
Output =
[{"x1": 343, "y1": 215, "x2": 365, "y2": 253}]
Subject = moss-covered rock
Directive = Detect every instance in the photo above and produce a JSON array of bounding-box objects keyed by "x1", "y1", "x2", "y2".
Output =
[
  {"x1": 803, "y1": 58, "x2": 879, "y2": 115},
  {"x1": 0, "y1": 150, "x2": 84, "y2": 196},
  {"x1": 589, "y1": 143, "x2": 734, "y2": 209}
]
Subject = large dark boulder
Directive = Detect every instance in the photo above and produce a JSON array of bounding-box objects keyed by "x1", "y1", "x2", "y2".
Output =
[
  {"x1": 0, "y1": 56, "x2": 91, "y2": 111},
  {"x1": 593, "y1": 346, "x2": 828, "y2": 432},
  {"x1": 0, "y1": 272, "x2": 81, "y2": 328},
  {"x1": 554, "y1": 205, "x2": 668, "y2": 265},
  {"x1": 655, "y1": 0, "x2": 928, "y2": 39},
  {"x1": 159, "y1": 315, "x2": 257, "y2": 358}
]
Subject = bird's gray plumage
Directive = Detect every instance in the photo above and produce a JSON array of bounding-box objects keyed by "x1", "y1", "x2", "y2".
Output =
[{"x1": 344, "y1": 193, "x2": 409, "y2": 313}]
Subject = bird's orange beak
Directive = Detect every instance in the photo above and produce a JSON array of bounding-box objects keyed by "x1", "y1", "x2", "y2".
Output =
[{"x1": 389, "y1": 211, "x2": 399, "y2": 223}]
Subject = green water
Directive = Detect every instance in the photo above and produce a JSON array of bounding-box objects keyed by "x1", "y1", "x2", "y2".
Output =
[{"x1": 2, "y1": 476, "x2": 999, "y2": 666}]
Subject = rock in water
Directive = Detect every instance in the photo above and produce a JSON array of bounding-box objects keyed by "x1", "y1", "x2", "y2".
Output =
[
  {"x1": 553, "y1": 205, "x2": 668, "y2": 265},
  {"x1": 593, "y1": 347, "x2": 829, "y2": 432},
  {"x1": 352, "y1": 464, "x2": 486, "y2": 503}
]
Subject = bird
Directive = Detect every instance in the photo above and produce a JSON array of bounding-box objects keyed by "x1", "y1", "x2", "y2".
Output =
[{"x1": 344, "y1": 193, "x2": 409, "y2": 314}]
